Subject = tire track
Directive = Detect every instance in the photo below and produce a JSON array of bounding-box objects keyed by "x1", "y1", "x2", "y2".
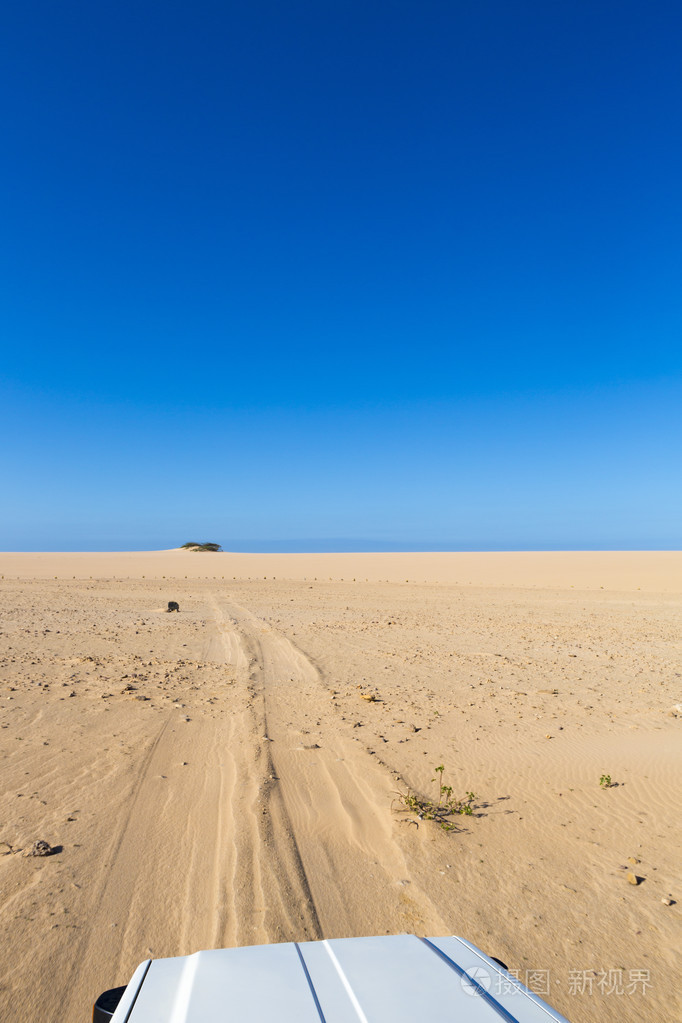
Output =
[
  {"x1": 57, "y1": 713, "x2": 174, "y2": 1021},
  {"x1": 56, "y1": 593, "x2": 260, "y2": 1023},
  {"x1": 207, "y1": 598, "x2": 323, "y2": 943},
  {"x1": 218, "y1": 598, "x2": 450, "y2": 939}
]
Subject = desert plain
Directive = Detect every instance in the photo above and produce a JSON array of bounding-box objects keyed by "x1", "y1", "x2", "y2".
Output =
[{"x1": 0, "y1": 549, "x2": 680, "y2": 1022}]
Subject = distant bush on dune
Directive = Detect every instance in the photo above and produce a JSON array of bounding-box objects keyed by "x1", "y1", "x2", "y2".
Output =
[{"x1": 180, "y1": 541, "x2": 223, "y2": 552}]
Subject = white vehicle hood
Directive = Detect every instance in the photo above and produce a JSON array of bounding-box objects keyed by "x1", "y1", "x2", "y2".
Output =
[{"x1": 112, "y1": 934, "x2": 570, "y2": 1023}]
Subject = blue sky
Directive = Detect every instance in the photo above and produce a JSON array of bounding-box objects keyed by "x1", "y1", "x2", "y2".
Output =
[{"x1": 2, "y1": 1, "x2": 681, "y2": 550}]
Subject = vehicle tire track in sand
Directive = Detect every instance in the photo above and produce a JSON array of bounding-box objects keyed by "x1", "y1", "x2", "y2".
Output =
[
  {"x1": 57, "y1": 713, "x2": 176, "y2": 1019},
  {"x1": 206, "y1": 598, "x2": 323, "y2": 945},
  {"x1": 53, "y1": 594, "x2": 443, "y2": 1022},
  {"x1": 220, "y1": 598, "x2": 450, "y2": 939},
  {"x1": 58, "y1": 596, "x2": 281, "y2": 1022}
]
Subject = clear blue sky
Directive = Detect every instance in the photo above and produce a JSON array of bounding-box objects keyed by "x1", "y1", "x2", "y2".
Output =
[{"x1": 2, "y1": 1, "x2": 680, "y2": 550}]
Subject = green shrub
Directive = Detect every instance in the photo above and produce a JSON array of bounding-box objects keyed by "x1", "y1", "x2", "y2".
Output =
[
  {"x1": 393, "y1": 765, "x2": 476, "y2": 831},
  {"x1": 181, "y1": 541, "x2": 223, "y2": 552}
]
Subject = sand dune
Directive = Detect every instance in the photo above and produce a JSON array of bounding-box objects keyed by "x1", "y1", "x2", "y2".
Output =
[
  {"x1": 1, "y1": 547, "x2": 681, "y2": 590},
  {"x1": 0, "y1": 551, "x2": 680, "y2": 1022}
]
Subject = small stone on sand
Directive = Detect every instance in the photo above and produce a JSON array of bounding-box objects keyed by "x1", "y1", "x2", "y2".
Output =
[{"x1": 26, "y1": 840, "x2": 54, "y2": 857}]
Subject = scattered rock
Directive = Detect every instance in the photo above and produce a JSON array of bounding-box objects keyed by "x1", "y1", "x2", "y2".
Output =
[
  {"x1": 26, "y1": 840, "x2": 55, "y2": 857},
  {"x1": 361, "y1": 693, "x2": 378, "y2": 702},
  {"x1": 668, "y1": 704, "x2": 682, "y2": 717},
  {"x1": 661, "y1": 897, "x2": 674, "y2": 906},
  {"x1": 167, "y1": 601, "x2": 180, "y2": 613},
  {"x1": 627, "y1": 872, "x2": 644, "y2": 886}
]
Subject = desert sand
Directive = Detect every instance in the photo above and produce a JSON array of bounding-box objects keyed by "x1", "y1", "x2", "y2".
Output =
[{"x1": 0, "y1": 549, "x2": 680, "y2": 1022}]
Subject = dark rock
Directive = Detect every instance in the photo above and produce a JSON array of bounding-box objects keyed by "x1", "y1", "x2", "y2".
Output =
[{"x1": 27, "y1": 840, "x2": 54, "y2": 857}]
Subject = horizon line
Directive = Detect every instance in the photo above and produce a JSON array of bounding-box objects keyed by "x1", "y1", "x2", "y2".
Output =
[{"x1": 2, "y1": 543, "x2": 681, "y2": 555}]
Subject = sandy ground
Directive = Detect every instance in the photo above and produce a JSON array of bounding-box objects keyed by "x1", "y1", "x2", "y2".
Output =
[{"x1": 0, "y1": 551, "x2": 680, "y2": 1023}]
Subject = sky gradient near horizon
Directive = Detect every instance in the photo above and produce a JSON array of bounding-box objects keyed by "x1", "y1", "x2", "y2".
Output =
[{"x1": 2, "y1": 2, "x2": 681, "y2": 551}]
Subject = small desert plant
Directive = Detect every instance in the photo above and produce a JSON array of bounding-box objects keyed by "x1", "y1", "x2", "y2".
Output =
[
  {"x1": 599, "y1": 774, "x2": 612, "y2": 788},
  {"x1": 393, "y1": 765, "x2": 476, "y2": 831}
]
